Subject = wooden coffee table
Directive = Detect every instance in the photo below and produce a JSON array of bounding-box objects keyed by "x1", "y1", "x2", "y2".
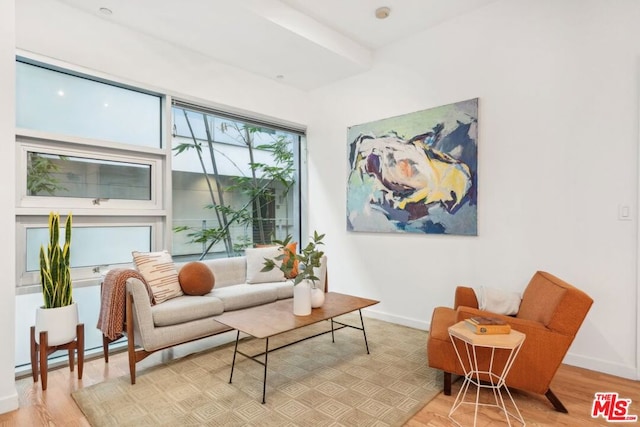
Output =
[{"x1": 215, "y1": 292, "x2": 379, "y2": 403}]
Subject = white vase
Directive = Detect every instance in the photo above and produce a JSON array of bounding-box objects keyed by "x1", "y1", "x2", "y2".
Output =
[
  {"x1": 293, "y1": 280, "x2": 312, "y2": 316},
  {"x1": 35, "y1": 302, "x2": 79, "y2": 346},
  {"x1": 310, "y1": 286, "x2": 325, "y2": 308}
]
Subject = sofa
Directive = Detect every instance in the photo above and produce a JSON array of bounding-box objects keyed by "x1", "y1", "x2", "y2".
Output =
[
  {"x1": 427, "y1": 271, "x2": 593, "y2": 412},
  {"x1": 99, "y1": 248, "x2": 328, "y2": 384}
]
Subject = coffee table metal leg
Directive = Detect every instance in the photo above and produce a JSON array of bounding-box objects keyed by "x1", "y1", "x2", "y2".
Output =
[
  {"x1": 229, "y1": 330, "x2": 240, "y2": 384},
  {"x1": 223, "y1": 300, "x2": 378, "y2": 404},
  {"x1": 330, "y1": 318, "x2": 335, "y2": 343},
  {"x1": 262, "y1": 337, "x2": 269, "y2": 404},
  {"x1": 359, "y1": 309, "x2": 370, "y2": 354}
]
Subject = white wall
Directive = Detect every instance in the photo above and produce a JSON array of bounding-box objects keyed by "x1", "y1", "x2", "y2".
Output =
[
  {"x1": 307, "y1": 0, "x2": 639, "y2": 380},
  {"x1": 0, "y1": 0, "x2": 19, "y2": 415}
]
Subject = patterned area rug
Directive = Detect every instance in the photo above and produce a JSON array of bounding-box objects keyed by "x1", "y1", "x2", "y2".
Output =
[{"x1": 72, "y1": 315, "x2": 440, "y2": 426}]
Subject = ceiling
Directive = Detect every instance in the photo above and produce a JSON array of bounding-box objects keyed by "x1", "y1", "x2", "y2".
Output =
[{"x1": 55, "y1": 0, "x2": 498, "y2": 91}]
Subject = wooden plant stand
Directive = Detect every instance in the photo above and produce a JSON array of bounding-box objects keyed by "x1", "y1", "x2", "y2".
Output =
[{"x1": 30, "y1": 323, "x2": 84, "y2": 391}]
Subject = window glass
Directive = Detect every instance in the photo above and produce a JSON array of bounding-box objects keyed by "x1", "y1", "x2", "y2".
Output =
[
  {"x1": 26, "y1": 225, "x2": 151, "y2": 271},
  {"x1": 171, "y1": 105, "x2": 300, "y2": 260},
  {"x1": 16, "y1": 61, "x2": 161, "y2": 148},
  {"x1": 173, "y1": 110, "x2": 250, "y2": 147},
  {"x1": 27, "y1": 152, "x2": 151, "y2": 200}
]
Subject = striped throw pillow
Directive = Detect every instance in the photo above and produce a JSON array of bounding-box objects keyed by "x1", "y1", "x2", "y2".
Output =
[{"x1": 132, "y1": 250, "x2": 183, "y2": 304}]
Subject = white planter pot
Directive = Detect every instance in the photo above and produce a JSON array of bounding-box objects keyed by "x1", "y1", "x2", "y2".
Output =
[
  {"x1": 35, "y1": 302, "x2": 79, "y2": 346},
  {"x1": 310, "y1": 286, "x2": 325, "y2": 308},
  {"x1": 293, "y1": 280, "x2": 312, "y2": 316}
]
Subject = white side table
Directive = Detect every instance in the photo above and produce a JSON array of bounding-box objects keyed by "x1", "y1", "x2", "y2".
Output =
[{"x1": 448, "y1": 321, "x2": 526, "y2": 426}]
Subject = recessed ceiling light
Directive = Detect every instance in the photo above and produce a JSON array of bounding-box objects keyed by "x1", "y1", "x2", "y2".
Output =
[
  {"x1": 99, "y1": 7, "x2": 113, "y2": 16},
  {"x1": 375, "y1": 6, "x2": 391, "y2": 19}
]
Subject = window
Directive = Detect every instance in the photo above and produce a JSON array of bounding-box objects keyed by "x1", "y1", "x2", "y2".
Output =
[
  {"x1": 17, "y1": 217, "x2": 160, "y2": 287},
  {"x1": 15, "y1": 58, "x2": 166, "y2": 288},
  {"x1": 17, "y1": 140, "x2": 164, "y2": 211},
  {"x1": 26, "y1": 152, "x2": 152, "y2": 200},
  {"x1": 26, "y1": 225, "x2": 151, "y2": 271},
  {"x1": 171, "y1": 103, "x2": 302, "y2": 260},
  {"x1": 15, "y1": 58, "x2": 306, "y2": 285},
  {"x1": 16, "y1": 61, "x2": 161, "y2": 148}
]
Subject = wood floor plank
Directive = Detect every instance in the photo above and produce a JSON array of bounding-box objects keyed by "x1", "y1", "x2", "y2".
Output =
[
  {"x1": 411, "y1": 364, "x2": 640, "y2": 426},
  {"x1": 0, "y1": 346, "x2": 637, "y2": 426}
]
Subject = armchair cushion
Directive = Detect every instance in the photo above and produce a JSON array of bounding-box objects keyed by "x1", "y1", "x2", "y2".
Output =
[{"x1": 517, "y1": 273, "x2": 566, "y2": 325}]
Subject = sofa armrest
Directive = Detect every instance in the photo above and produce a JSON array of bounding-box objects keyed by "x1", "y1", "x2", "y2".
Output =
[
  {"x1": 126, "y1": 277, "x2": 156, "y2": 350},
  {"x1": 454, "y1": 286, "x2": 478, "y2": 309}
]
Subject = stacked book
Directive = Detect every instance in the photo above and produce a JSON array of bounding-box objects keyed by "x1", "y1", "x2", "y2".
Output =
[{"x1": 464, "y1": 316, "x2": 511, "y2": 335}]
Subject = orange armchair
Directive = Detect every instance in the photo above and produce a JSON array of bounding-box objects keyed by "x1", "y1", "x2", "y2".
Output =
[{"x1": 427, "y1": 271, "x2": 593, "y2": 412}]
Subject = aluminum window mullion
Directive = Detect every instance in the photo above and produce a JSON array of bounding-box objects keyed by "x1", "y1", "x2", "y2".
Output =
[{"x1": 172, "y1": 100, "x2": 306, "y2": 136}]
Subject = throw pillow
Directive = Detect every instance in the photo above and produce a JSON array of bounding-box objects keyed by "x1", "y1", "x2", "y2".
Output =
[
  {"x1": 473, "y1": 286, "x2": 521, "y2": 316},
  {"x1": 178, "y1": 261, "x2": 215, "y2": 296},
  {"x1": 132, "y1": 250, "x2": 183, "y2": 304},
  {"x1": 245, "y1": 246, "x2": 286, "y2": 284},
  {"x1": 283, "y1": 242, "x2": 299, "y2": 279}
]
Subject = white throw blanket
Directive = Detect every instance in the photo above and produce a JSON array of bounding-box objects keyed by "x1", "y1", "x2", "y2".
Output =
[{"x1": 473, "y1": 286, "x2": 521, "y2": 315}]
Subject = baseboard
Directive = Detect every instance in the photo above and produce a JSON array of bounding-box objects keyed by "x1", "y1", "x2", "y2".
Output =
[
  {"x1": 363, "y1": 307, "x2": 429, "y2": 331},
  {"x1": 363, "y1": 308, "x2": 639, "y2": 381},
  {"x1": 563, "y1": 352, "x2": 638, "y2": 381},
  {"x1": 0, "y1": 390, "x2": 19, "y2": 415}
]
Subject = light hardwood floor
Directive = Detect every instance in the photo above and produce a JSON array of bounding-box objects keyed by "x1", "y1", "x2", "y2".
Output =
[
  {"x1": 0, "y1": 346, "x2": 638, "y2": 426},
  {"x1": 410, "y1": 364, "x2": 639, "y2": 426}
]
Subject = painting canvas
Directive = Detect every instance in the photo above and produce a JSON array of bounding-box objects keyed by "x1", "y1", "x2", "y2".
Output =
[{"x1": 347, "y1": 98, "x2": 478, "y2": 235}]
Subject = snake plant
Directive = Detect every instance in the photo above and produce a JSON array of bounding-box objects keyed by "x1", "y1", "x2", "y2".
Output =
[{"x1": 39, "y1": 212, "x2": 73, "y2": 308}]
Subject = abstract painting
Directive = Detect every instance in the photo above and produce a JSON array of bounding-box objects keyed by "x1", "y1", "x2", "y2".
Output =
[{"x1": 347, "y1": 98, "x2": 478, "y2": 235}]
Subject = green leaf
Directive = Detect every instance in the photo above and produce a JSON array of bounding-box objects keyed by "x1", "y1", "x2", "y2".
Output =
[{"x1": 39, "y1": 212, "x2": 73, "y2": 308}]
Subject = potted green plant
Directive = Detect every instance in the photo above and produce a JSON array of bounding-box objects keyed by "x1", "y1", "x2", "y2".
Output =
[
  {"x1": 35, "y1": 212, "x2": 78, "y2": 346},
  {"x1": 262, "y1": 231, "x2": 325, "y2": 315}
]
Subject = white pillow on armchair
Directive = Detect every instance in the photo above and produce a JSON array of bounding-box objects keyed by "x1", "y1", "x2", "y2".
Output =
[{"x1": 473, "y1": 286, "x2": 521, "y2": 315}]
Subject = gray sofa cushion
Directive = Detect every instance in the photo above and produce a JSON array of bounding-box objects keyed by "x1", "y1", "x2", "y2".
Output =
[
  {"x1": 245, "y1": 247, "x2": 286, "y2": 284},
  {"x1": 209, "y1": 284, "x2": 278, "y2": 311},
  {"x1": 263, "y1": 281, "x2": 294, "y2": 299},
  {"x1": 191, "y1": 257, "x2": 247, "y2": 288},
  {"x1": 151, "y1": 295, "x2": 224, "y2": 327}
]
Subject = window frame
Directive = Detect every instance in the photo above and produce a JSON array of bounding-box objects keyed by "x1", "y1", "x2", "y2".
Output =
[
  {"x1": 14, "y1": 52, "x2": 307, "y2": 293},
  {"x1": 16, "y1": 215, "x2": 164, "y2": 291},
  {"x1": 16, "y1": 136, "x2": 165, "y2": 212},
  {"x1": 15, "y1": 54, "x2": 171, "y2": 291}
]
